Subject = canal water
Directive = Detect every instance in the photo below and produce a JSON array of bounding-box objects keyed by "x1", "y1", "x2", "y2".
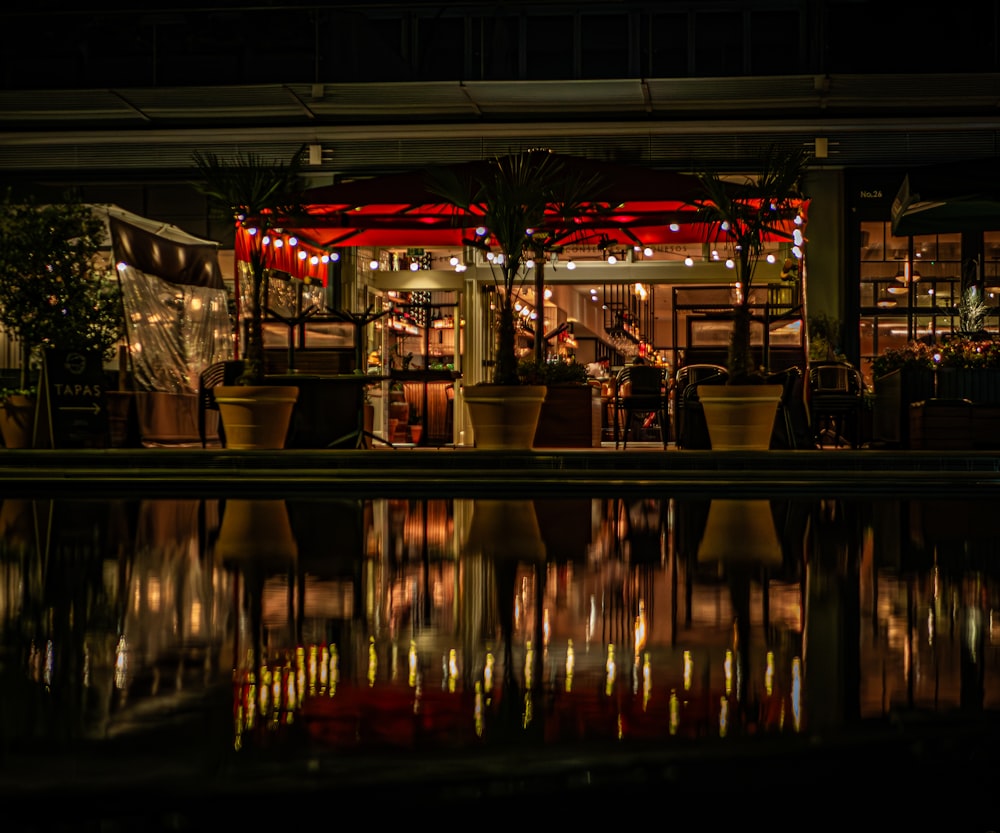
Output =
[{"x1": 1, "y1": 490, "x2": 999, "y2": 828}]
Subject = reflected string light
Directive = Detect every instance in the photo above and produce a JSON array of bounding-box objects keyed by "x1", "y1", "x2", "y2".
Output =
[
  {"x1": 642, "y1": 653, "x2": 652, "y2": 710},
  {"x1": 791, "y1": 657, "x2": 802, "y2": 731},
  {"x1": 565, "y1": 639, "x2": 575, "y2": 692},
  {"x1": 683, "y1": 651, "x2": 693, "y2": 692}
]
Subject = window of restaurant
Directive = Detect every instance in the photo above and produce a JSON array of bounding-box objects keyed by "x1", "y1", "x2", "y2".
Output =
[{"x1": 857, "y1": 221, "x2": 1000, "y2": 386}]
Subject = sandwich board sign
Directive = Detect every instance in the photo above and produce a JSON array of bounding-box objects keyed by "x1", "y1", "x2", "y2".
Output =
[{"x1": 33, "y1": 349, "x2": 109, "y2": 448}]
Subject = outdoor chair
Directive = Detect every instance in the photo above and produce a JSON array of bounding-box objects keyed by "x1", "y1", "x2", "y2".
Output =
[
  {"x1": 612, "y1": 364, "x2": 669, "y2": 449},
  {"x1": 674, "y1": 364, "x2": 728, "y2": 449},
  {"x1": 197, "y1": 360, "x2": 245, "y2": 447},
  {"x1": 807, "y1": 361, "x2": 866, "y2": 448}
]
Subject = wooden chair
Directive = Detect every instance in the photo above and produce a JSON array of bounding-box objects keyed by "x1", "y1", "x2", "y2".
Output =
[
  {"x1": 197, "y1": 360, "x2": 244, "y2": 447},
  {"x1": 674, "y1": 364, "x2": 728, "y2": 449},
  {"x1": 807, "y1": 361, "x2": 866, "y2": 448},
  {"x1": 612, "y1": 364, "x2": 669, "y2": 449}
]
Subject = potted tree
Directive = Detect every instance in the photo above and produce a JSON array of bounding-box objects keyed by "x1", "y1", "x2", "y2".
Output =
[
  {"x1": 191, "y1": 148, "x2": 303, "y2": 448},
  {"x1": 692, "y1": 145, "x2": 811, "y2": 449},
  {"x1": 427, "y1": 150, "x2": 607, "y2": 449},
  {"x1": 0, "y1": 192, "x2": 125, "y2": 448}
]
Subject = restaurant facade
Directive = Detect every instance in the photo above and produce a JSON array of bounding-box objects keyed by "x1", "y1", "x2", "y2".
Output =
[{"x1": 3, "y1": 2, "x2": 1000, "y2": 444}]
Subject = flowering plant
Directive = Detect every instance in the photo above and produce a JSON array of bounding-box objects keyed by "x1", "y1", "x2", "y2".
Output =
[
  {"x1": 871, "y1": 337, "x2": 1000, "y2": 378},
  {"x1": 870, "y1": 341, "x2": 937, "y2": 379},
  {"x1": 937, "y1": 336, "x2": 1000, "y2": 369}
]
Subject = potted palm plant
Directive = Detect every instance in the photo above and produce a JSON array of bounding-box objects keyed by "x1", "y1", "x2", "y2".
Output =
[
  {"x1": 0, "y1": 192, "x2": 125, "y2": 448},
  {"x1": 692, "y1": 145, "x2": 810, "y2": 449},
  {"x1": 427, "y1": 150, "x2": 607, "y2": 449},
  {"x1": 191, "y1": 148, "x2": 304, "y2": 448}
]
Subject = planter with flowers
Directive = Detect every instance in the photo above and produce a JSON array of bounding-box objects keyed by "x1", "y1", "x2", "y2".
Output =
[
  {"x1": 522, "y1": 356, "x2": 600, "y2": 448},
  {"x1": 871, "y1": 336, "x2": 1000, "y2": 448}
]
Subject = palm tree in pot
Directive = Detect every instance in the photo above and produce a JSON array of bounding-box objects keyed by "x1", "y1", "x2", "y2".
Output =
[
  {"x1": 427, "y1": 150, "x2": 608, "y2": 447},
  {"x1": 191, "y1": 148, "x2": 305, "y2": 448},
  {"x1": 691, "y1": 145, "x2": 810, "y2": 449},
  {"x1": 694, "y1": 144, "x2": 810, "y2": 383}
]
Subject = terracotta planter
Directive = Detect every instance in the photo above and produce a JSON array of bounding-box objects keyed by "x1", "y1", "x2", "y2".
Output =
[
  {"x1": 0, "y1": 394, "x2": 35, "y2": 449},
  {"x1": 462, "y1": 384, "x2": 546, "y2": 449},
  {"x1": 214, "y1": 385, "x2": 299, "y2": 449},
  {"x1": 698, "y1": 384, "x2": 781, "y2": 450}
]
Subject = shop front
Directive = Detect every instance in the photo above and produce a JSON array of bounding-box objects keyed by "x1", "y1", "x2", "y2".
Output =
[{"x1": 230, "y1": 154, "x2": 808, "y2": 447}]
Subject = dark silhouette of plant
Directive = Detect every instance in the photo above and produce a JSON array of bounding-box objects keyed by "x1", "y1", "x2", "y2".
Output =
[
  {"x1": 191, "y1": 148, "x2": 303, "y2": 384},
  {"x1": 0, "y1": 191, "x2": 124, "y2": 393},
  {"x1": 428, "y1": 150, "x2": 608, "y2": 385}
]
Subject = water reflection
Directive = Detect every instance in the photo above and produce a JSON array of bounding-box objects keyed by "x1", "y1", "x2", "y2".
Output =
[{"x1": 1, "y1": 493, "x2": 998, "y2": 782}]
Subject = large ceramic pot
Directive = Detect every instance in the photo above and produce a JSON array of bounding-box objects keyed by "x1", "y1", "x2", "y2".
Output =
[
  {"x1": 462, "y1": 384, "x2": 547, "y2": 450},
  {"x1": 214, "y1": 385, "x2": 299, "y2": 449},
  {"x1": 698, "y1": 384, "x2": 781, "y2": 450},
  {"x1": 0, "y1": 394, "x2": 36, "y2": 449}
]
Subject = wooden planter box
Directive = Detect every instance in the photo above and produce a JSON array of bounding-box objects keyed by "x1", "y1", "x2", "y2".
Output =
[
  {"x1": 533, "y1": 384, "x2": 601, "y2": 448},
  {"x1": 936, "y1": 367, "x2": 1000, "y2": 404},
  {"x1": 872, "y1": 367, "x2": 935, "y2": 447},
  {"x1": 908, "y1": 399, "x2": 972, "y2": 450}
]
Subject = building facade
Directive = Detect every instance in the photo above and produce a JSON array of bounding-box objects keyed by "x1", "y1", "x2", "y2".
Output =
[{"x1": 3, "y1": 1, "x2": 1000, "y2": 393}]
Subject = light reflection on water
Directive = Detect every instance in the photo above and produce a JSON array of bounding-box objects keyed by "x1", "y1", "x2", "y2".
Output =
[{"x1": 1, "y1": 493, "x2": 998, "y2": 770}]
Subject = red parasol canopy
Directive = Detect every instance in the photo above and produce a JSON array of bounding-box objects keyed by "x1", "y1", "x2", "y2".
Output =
[{"x1": 244, "y1": 153, "x2": 808, "y2": 282}]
